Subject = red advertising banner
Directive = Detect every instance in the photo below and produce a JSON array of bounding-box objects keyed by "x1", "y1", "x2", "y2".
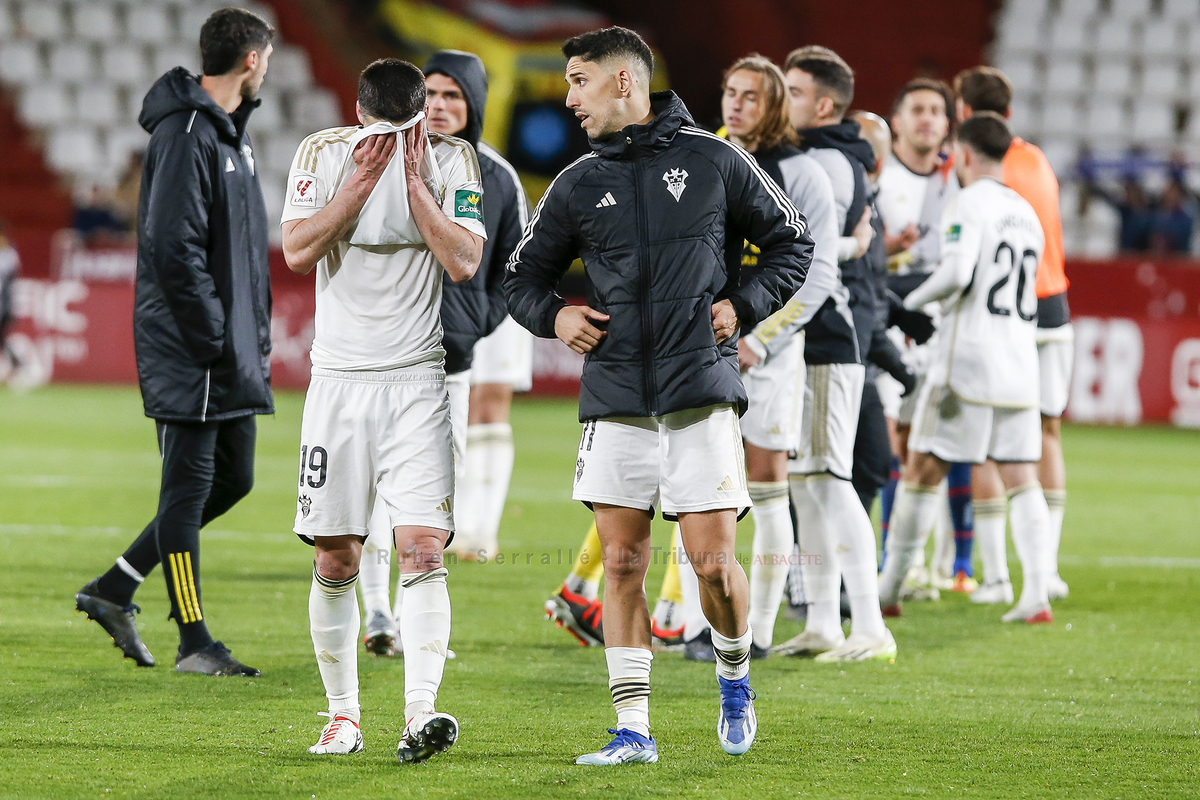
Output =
[{"x1": 5, "y1": 254, "x2": 1200, "y2": 427}]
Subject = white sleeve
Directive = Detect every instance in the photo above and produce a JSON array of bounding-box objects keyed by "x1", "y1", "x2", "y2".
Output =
[
  {"x1": 904, "y1": 195, "x2": 980, "y2": 309},
  {"x1": 281, "y1": 134, "x2": 332, "y2": 224},
  {"x1": 436, "y1": 141, "x2": 488, "y2": 240},
  {"x1": 837, "y1": 234, "x2": 860, "y2": 261}
]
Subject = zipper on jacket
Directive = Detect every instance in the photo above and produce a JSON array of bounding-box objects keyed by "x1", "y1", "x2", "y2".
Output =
[{"x1": 631, "y1": 154, "x2": 658, "y2": 416}]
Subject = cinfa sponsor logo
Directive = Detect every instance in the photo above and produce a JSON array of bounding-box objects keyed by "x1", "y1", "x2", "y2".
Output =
[{"x1": 662, "y1": 168, "x2": 688, "y2": 201}]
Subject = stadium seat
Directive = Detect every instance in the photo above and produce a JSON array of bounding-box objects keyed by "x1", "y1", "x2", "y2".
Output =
[
  {"x1": 1037, "y1": 137, "x2": 1079, "y2": 176},
  {"x1": 150, "y1": 43, "x2": 199, "y2": 77},
  {"x1": 1046, "y1": 17, "x2": 1090, "y2": 55},
  {"x1": 70, "y1": 2, "x2": 121, "y2": 42},
  {"x1": 261, "y1": 131, "x2": 302, "y2": 174},
  {"x1": 17, "y1": 81, "x2": 71, "y2": 127},
  {"x1": 993, "y1": 13, "x2": 1043, "y2": 56},
  {"x1": 1107, "y1": 0, "x2": 1153, "y2": 18},
  {"x1": 249, "y1": 88, "x2": 286, "y2": 131},
  {"x1": 268, "y1": 46, "x2": 314, "y2": 91},
  {"x1": 993, "y1": 58, "x2": 1038, "y2": 97},
  {"x1": 1140, "y1": 19, "x2": 1184, "y2": 60},
  {"x1": 100, "y1": 44, "x2": 150, "y2": 86},
  {"x1": 106, "y1": 125, "x2": 150, "y2": 166},
  {"x1": 1008, "y1": 98, "x2": 1042, "y2": 139},
  {"x1": 1040, "y1": 100, "x2": 1083, "y2": 138},
  {"x1": 46, "y1": 127, "x2": 103, "y2": 175},
  {"x1": 995, "y1": 0, "x2": 1048, "y2": 26},
  {"x1": 1130, "y1": 99, "x2": 1176, "y2": 141},
  {"x1": 17, "y1": 2, "x2": 68, "y2": 40},
  {"x1": 76, "y1": 82, "x2": 123, "y2": 126},
  {"x1": 1044, "y1": 57, "x2": 1087, "y2": 97},
  {"x1": 178, "y1": 2, "x2": 224, "y2": 42},
  {"x1": 1092, "y1": 18, "x2": 1137, "y2": 57},
  {"x1": 291, "y1": 88, "x2": 342, "y2": 132},
  {"x1": 126, "y1": 4, "x2": 175, "y2": 44},
  {"x1": 0, "y1": 6, "x2": 11, "y2": 39},
  {"x1": 1139, "y1": 62, "x2": 1183, "y2": 99},
  {"x1": 48, "y1": 42, "x2": 95, "y2": 83},
  {"x1": 0, "y1": 40, "x2": 42, "y2": 84},
  {"x1": 1083, "y1": 98, "x2": 1128, "y2": 140},
  {"x1": 1161, "y1": 0, "x2": 1200, "y2": 20},
  {"x1": 1091, "y1": 60, "x2": 1136, "y2": 98}
]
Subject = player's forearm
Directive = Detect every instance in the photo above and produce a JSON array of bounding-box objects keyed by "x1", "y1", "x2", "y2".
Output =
[
  {"x1": 903, "y1": 262, "x2": 967, "y2": 309},
  {"x1": 282, "y1": 177, "x2": 374, "y2": 274},
  {"x1": 407, "y1": 178, "x2": 482, "y2": 283}
]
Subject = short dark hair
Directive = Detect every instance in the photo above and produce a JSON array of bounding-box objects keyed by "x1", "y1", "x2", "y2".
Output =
[
  {"x1": 562, "y1": 26, "x2": 654, "y2": 83},
  {"x1": 954, "y1": 66, "x2": 1013, "y2": 116},
  {"x1": 358, "y1": 59, "x2": 427, "y2": 123},
  {"x1": 199, "y1": 8, "x2": 274, "y2": 77},
  {"x1": 783, "y1": 47, "x2": 855, "y2": 118},
  {"x1": 957, "y1": 111, "x2": 1012, "y2": 161},
  {"x1": 891, "y1": 77, "x2": 955, "y2": 119}
]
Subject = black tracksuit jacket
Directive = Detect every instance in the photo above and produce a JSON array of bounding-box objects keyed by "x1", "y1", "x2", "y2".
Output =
[
  {"x1": 505, "y1": 92, "x2": 812, "y2": 421},
  {"x1": 134, "y1": 68, "x2": 273, "y2": 423}
]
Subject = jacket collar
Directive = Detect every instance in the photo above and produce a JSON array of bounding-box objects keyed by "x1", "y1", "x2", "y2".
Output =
[{"x1": 589, "y1": 91, "x2": 694, "y2": 159}]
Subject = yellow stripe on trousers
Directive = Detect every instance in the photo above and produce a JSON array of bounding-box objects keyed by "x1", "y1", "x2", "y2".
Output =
[
  {"x1": 182, "y1": 551, "x2": 203, "y2": 622},
  {"x1": 167, "y1": 553, "x2": 192, "y2": 624}
]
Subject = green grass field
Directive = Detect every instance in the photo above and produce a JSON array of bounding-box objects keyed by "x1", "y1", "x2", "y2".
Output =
[{"x1": 1, "y1": 385, "x2": 1198, "y2": 799}]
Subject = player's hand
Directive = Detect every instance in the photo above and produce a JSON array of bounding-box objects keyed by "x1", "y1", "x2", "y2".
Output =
[
  {"x1": 851, "y1": 206, "x2": 874, "y2": 258},
  {"x1": 712, "y1": 299, "x2": 738, "y2": 344},
  {"x1": 555, "y1": 305, "x2": 609, "y2": 354},
  {"x1": 898, "y1": 366, "x2": 918, "y2": 397},
  {"x1": 403, "y1": 116, "x2": 428, "y2": 186},
  {"x1": 892, "y1": 306, "x2": 936, "y2": 345},
  {"x1": 737, "y1": 337, "x2": 761, "y2": 372},
  {"x1": 884, "y1": 222, "x2": 920, "y2": 255},
  {"x1": 351, "y1": 133, "x2": 397, "y2": 188}
]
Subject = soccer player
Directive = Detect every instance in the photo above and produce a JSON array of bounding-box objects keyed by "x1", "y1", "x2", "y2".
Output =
[
  {"x1": 877, "y1": 112, "x2": 1054, "y2": 624},
  {"x1": 763, "y1": 46, "x2": 894, "y2": 662},
  {"x1": 356, "y1": 49, "x2": 531, "y2": 657},
  {"x1": 281, "y1": 59, "x2": 485, "y2": 760},
  {"x1": 875, "y1": 78, "x2": 973, "y2": 597},
  {"x1": 506, "y1": 27, "x2": 811, "y2": 763},
  {"x1": 75, "y1": 8, "x2": 274, "y2": 677},
  {"x1": 953, "y1": 66, "x2": 1071, "y2": 605}
]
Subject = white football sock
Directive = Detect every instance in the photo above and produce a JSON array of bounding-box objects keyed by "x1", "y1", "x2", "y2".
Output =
[
  {"x1": 879, "y1": 483, "x2": 941, "y2": 605},
  {"x1": 358, "y1": 506, "x2": 393, "y2": 622},
  {"x1": 973, "y1": 497, "x2": 1009, "y2": 585},
  {"x1": 1044, "y1": 489, "x2": 1066, "y2": 576},
  {"x1": 791, "y1": 476, "x2": 841, "y2": 642},
  {"x1": 605, "y1": 646, "x2": 652, "y2": 737},
  {"x1": 678, "y1": 544, "x2": 708, "y2": 641},
  {"x1": 810, "y1": 476, "x2": 887, "y2": 640},
  {"x1": 747, "y1": 481, "x2": 793, "y2": 649},
  {"x1": 398, "y1": 568, "x2": 451, "y2": 720},
  {"x1": 310, "y1": 567, "x2": 361, "y2": 722},
  {"x1": 1008, "y1": 484, "x2": 1051, "y2": 608},
  {"x1": 466, "y1": 423, "x2": 514, "y2": 553},
  {"x1": 711, "y1": 625, "x2": 752, "y2": 681},
  {"x1": 933, "y1": 487, "x2": 955, "y2": 578}
]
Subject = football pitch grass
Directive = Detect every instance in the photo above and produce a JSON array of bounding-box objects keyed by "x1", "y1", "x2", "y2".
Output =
[{"x1": 1, "y1": 385, "x2": 1197, "y2": 799}]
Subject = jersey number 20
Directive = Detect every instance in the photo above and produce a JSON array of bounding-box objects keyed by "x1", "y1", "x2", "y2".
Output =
[{"x1": 986, "y1": 242, "x2": 1037, "y2": 322}]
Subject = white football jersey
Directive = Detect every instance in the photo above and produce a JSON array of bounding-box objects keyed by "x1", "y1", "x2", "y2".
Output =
[
  {"x1": 906, "y1": 176, "x2": 1045, "y2": 408},
  {"x1": 282, "y1": 125, "x2": 487, "y2": 372},
  {"x1": 876, "y1": 154, "x2": 959, "y2": 274}
]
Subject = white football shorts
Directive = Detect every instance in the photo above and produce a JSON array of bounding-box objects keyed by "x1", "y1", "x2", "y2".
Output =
[
  {"x1": 1036, "y1": 323, "x2": 1074, "y2": 418},
  {"x1": 740, "y1": 334, "x2": 805, "y2": 452},
  {"x1": 909, "y1": 381, "x2": 1042, "y2": 465},
  {"x1": 294, "y1": 365, "x2": 456, "y2": 542},
  {"x1": 572, "y1": 403, "x2": 751, "y2": 519},
  {"x1": 470, "y1": 315, "x2": 533, "y2": 391},
  {"x1": 789, "y1": 362, "x2": 865, "y2": 481}
]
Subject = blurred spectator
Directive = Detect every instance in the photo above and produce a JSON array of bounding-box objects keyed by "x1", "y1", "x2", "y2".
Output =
[
  {"x1": 1084, "y1": 175, "x2": 1154, "y2": 253},
  {"x1": 112, "y1": 152, "x2": 144, "y2": 230},
  {"x1": 0, "y1": 220, "x2": 21, "y2": 376},
  {"x1": 72, "y1": 184, "x2": 131, "y2": 244},
  {"x1": 1148, "y1": 180, "x2": 1193, "y2": 255}
]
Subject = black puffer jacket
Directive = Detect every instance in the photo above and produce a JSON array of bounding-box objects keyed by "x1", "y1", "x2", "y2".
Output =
[
  {"x1": 505, "y1": 92, "x2": 812, "y2": 421},
  {"x1": 134, "y1": 68, "x2": 273, "y2": 422},
  {"x1": 424, "y1": 51, "x2": 529, "y2": 374}
]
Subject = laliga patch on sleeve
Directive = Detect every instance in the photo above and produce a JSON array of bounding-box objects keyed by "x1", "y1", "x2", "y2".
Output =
[
  {"x1": 945, "y1": 223, "x2": 961, "y2": 243},
  {"x1": 454, "y1": 189, "x2": 483, "y2": 222},
  {"x1": 291, "y1": 175, "x2": 317, "y2": 207}
]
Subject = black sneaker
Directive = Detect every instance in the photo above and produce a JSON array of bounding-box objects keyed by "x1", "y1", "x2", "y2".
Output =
[
  {"x1": 543, "y1": 585, "x2": 604, "y2": 647},
  {"x1": 750, "y1": 643, "x2": 770, "y2": 660},
  {"x1": 175, "y1": 640, "x2": 260, "y2": 676},
  {"x1": 683, "y1": 629, "x2": 715, "y2": 662},
  {"x1": 75, "y1": 579, "x2": 155, "y2": 667}
]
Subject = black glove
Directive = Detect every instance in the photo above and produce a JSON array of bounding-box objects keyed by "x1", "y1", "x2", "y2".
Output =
[
  {"x1": 898, "y1": 365, "x2": 918, "y2": 397},
  {"x1": 887, "y1": 292, "x2": 936, "y2": 345}
]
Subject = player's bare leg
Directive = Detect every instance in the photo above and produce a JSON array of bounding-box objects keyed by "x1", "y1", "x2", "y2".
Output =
[
  {"x1": 1039, "y1": 415, "x2": 1069, "y2": 599},
  {"x1": 309, "y1": 534, "x2": 365, "y2": 754}
]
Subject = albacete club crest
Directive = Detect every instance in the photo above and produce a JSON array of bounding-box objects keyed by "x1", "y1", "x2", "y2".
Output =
[
  {"x1": 299, "y1": 493, "x2": 312, "y2": 519},
  {"x1": 663, "y1": 168, "x2": 688, "y2": 202}
]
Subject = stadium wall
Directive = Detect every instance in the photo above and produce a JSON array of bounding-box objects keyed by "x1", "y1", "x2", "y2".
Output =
[{"x1": 6, "y1": 254, "x2": 1200, "y2": 428}]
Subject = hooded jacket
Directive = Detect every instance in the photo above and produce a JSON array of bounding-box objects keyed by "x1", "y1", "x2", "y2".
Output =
[
  {"x1": 505, "y1": 92, "x2": 812, "y2": 421},
  {"x1": 134, "y1": 68, "x2": 273, "y2": 422},
  {"x1": 424, "y1": 51, "x2": 529, "y2": 374}
]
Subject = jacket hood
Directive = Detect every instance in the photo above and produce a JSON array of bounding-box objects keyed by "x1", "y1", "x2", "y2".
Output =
[
  {"x1": 800, "y1": 120, "x2": 875, "y2": 174},
  {"x1": 424, "y1": 51, "x2": 488, "y2": 147},
  {"x1": 139, "y1": 67, "x2": 257, "y2": 142},
  {"x1": 590, "y1": 91, "x2": 695, "y2": 159}
]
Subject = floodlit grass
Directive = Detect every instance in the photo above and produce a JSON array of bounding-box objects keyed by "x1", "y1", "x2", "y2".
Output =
[{"x1": 1, "y1": 385, "x2": 1197, "y2": 798}]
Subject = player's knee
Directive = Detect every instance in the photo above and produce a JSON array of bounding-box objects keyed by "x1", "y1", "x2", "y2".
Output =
[
  {"x1": 689, "y1": 554, "x2": 733, "y2": 589},
  {"x1": 315, "y1": 547, "x2": 360, "y2": 582},
  {"x1": 602, "y1": 549, "x2": 648, "y2": 584},
  {"x1": 397, "y1": 531, "x2": 447, "y2": 572}
]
